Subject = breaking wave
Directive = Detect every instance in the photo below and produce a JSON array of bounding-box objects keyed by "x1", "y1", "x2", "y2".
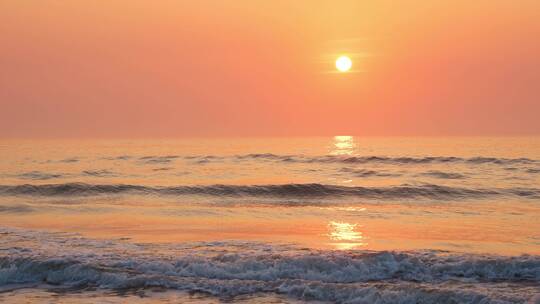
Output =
[
  {"x1": 1, "y1": 183, "x2": 539, "y2": 200},
  {"x1": 0, "y1": 228, "x2": 539, "y2": 303}
]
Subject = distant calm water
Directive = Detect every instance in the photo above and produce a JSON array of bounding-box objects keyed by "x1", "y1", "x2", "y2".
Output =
[{"x1": 1, "y1": 137, "x2": 539, "y2": 303}]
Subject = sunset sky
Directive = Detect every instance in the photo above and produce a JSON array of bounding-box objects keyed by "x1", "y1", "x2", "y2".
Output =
[{"x1": 1, "y1": 1, "x2": 539, "y2": 137}]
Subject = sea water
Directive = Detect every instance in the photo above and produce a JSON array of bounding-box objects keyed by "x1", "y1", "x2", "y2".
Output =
[{"x1": 0, "y1": 137, "x2": 539, "y2": 303}]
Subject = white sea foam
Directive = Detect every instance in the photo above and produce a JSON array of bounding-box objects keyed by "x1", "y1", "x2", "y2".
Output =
[{"x1": 0, "y1": 227, "x2": 538, "y2": 303}]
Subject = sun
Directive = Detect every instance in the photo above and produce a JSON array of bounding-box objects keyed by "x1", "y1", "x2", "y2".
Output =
[{"x1": 335, "y1": 56, "x2": 352, "y2": 72}]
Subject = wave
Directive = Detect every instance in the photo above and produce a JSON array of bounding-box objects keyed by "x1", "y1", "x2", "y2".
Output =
[
  {"x1": 1, "y1": 183, "x2": 539, "y2": 200},
  {"x1": 339, "y1": 168, "x2": 402, "y2": 177},
  {"x1": 152, "y1": 167, "x2": 174, "y2": 171},
  {"x1": 139, "y1": 155, "x2": 179, "y2": 164},
  {"x1": 420, "y1": 170, "x2": 467, "y2": 179},
  {"x1": 97, "y1": 153, "x2": 538, "y2": 166},
  {"x1": 81, "y1": 169, "x2": 117, "y2": 177},
  {"x1": 17, "y1": 171, "x2": 63, "y2": 181},
  {"x1": 100, "y1": 155, "x2": 132, "y2": 161},
  {"x1": 227, "y1": 154, "x2": 538, "y2": 165},
  {"x1": 55, "y1": 158, "x2": 79, "y2": 163},
  {"x1": 11, "y1": 170, "x2": 118, "y2": 180},
  {"x1": 0, "y1": 205, "x2": 33, "y2": 213},
  {"x1": 1, "y1": 228, "x2": 539, "y2": 303}
]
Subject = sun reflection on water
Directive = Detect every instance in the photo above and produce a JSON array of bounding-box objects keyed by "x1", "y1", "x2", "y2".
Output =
[
  {"x1": 331, "y1": 136, "x2": 356, "y2": 156},
  {"x1": 327, "y1": 221, "x2": 367, "y2": 250}
]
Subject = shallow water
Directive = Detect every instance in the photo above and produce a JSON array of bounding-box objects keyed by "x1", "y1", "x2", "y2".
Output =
[{"x1": 0, "y1": 137, "x2": 539, "y2": 303}]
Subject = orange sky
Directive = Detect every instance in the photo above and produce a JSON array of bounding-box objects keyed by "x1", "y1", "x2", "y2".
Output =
[{"x1": 1, "y1": 1, "x2": 539, "y2": 137}]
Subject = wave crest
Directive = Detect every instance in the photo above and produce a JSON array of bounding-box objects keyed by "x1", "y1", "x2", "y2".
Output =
[
  {"x1": 1, "y1": 183, "x2": 539, "y2": 201},
  {"x1": 226, "y1": 154, "x2": 538, "y2": 165},
  {"x1": 1, "y1": 227, "x2": 539, "y2": 303}
]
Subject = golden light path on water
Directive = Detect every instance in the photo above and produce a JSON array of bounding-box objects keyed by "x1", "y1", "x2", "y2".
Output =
[
  {"x1": 327, "y1": 221, "x2": 367, "y2": 250},
  {"x1": 331, "y1": 135, "x2": 356, "y2": 155},
  {"x1": 324, "y1": 206, "x2": 368, "y2": 250},
  {"x1": 327, "y1": 136, "x2": 365, "y2": 249}
]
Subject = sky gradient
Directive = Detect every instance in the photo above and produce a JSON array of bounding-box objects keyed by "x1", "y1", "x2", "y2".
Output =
[{"x1": 1, "y1": 1, "x2": 539, "y2": 137}]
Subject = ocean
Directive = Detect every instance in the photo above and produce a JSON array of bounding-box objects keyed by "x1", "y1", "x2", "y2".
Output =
[{"x1": 0, "y1": 137, "x2": 539, "y2": 303}]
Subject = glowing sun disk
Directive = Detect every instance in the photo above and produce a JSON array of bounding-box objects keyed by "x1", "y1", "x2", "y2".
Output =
[{"x1": 335, "y1": 56, "x2": 352, "y2": 72}]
